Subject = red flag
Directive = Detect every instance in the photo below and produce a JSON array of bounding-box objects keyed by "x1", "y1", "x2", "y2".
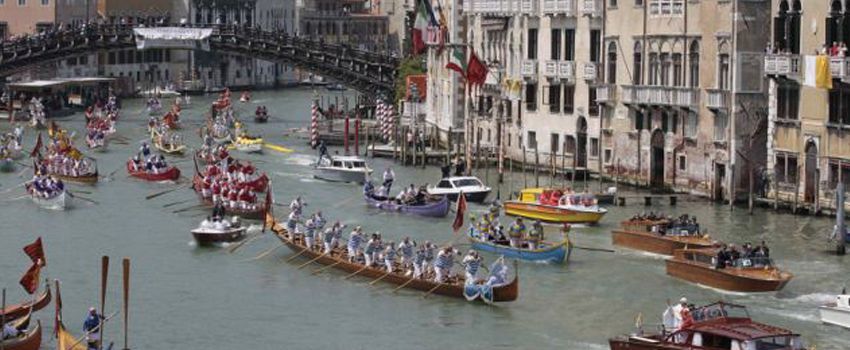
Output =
[
  {"x1": 19, "y1": 263, "x2": 41, "y2": 294},
  {"x1": 466, "y1": 51, "x2": 489, "y2": 86},
  {"x1": 30, "y1": 132, "x2": 43, "y2": 158},
  {"x1": 452, "y1": 192, "x2": 467, "y2": 233},
  {"x1": 23, "y1": 237, "x2": 46, "y2": 267}
]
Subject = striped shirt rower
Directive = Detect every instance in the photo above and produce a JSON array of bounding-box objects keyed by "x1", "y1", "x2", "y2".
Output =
[
  {"x1": 383, "y1": 242, "x2": 396, "y2": 272},
  {"x1": 433, "y1": 246, "x2": 457, "y2": 283},
  {"x1": 347, "y1": 227, "x2": 364, "y2": 262},
  {"x1": 462, "y1": 250, "x2": 482, "y2": 283}
]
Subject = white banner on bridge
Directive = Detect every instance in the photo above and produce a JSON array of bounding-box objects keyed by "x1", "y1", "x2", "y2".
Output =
[{"x1": 133, "y1": 27, "x2": 213, "y2": 51}]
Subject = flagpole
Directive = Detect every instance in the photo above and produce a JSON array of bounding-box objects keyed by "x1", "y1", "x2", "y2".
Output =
[{"x1": 464, "y1": 82, "x2": 472, "y2": 176}]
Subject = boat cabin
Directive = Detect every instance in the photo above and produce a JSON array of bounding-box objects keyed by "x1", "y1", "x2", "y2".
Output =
[
  {"x1": 664, "y1": 303, "x2": 804, "y2": 349},
  {"x1": 323, "y1": 156, "x2": 369, "y2": 170},
  {"x1": 676, "y1": 248, "x2": 775, "y2": 270},
  {"x1": 516, "y1": 188, "x2": 597, "y2": 207},
  {"x1": 435, "y1": 177, "x2": 485, "y2": 190}
]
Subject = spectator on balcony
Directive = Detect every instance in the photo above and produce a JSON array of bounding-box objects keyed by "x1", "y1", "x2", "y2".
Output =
[{"x1": 831, "y1": 42, "x2": 841, "y2": 57}]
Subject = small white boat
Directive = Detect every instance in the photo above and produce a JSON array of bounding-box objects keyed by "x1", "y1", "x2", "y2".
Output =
[
  {"x1": 314, "y1": 155, "x2": 372, "y2": 184},
  {"x1": 191, "y1": 216, "x2": 247, "y2": 245},
  {"x1": 820, "y1": 292, "x2": 850, "y2": 328},
  {"x1": 31, "y1": 190, "x2": 67, "y2": 210},
  {"x1": 427, "y1": 176, "x2": 492, "y2": 203}
]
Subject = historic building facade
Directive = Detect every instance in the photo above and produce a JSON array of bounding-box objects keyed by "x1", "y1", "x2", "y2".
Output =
[
  {"x1": 765, "y1": 0, "x2": 850, "y2": 211},
  {"x1": 299, "y1": 0, "x2": 390, "y2": 52}
]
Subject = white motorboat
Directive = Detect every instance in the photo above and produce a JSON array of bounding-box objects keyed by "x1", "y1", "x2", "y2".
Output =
[
  {"x1": 313, "y1": 155, "x2": 372, "y2": 184},
  {"x1": 191, "y1": 216, "x2": 247, "y2": 245},
  {"x1": 427, "y1": 176, "x2": 491, "y2": 203},
  {"x1": 820, "y1": 291, "x2": 850, "y2": 328}
]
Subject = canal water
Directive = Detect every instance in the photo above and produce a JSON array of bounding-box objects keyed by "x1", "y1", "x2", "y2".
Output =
[{"x1": 0, "y1": 88, "x2": 848, "y2": 349}]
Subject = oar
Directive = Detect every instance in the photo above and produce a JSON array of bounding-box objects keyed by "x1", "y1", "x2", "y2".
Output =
[
  {"x1": 172, "y1": 204, "x2": 206, "y2": 214},
  {"x1": 146, "y1": 185, "x2": 184, "y2": 200},
  {"x1": 392, "y1": 276, "x2": 417, "y2": 293},
  {"x1": 296, "y1": 252, "x2": 328, "y2": 269},
  {"x1": 343, "y1": 265, "x2": 370, "y2": 280},
  {"x1": 422, "y1": 282, "x2": 445, "y2": 299},
  {"x1": 263, "y1": 143, "x2": 294, "y2": 153},
  {"x1": 368, "y1": 271, "x2": 392, "y2": 286},
  {"x1": 573, "y1": 245, "x2": 616, "y2": 253},
  {"x1": 122, "y1": 258, "x2": 130, "y2": 350},
  {"x1": 240, "y1": 243, "x2": 283, "y2": 262},
  {"x1": 163, "y1": 198, "x2": 194, "y2": 208},
  {"x1": 312, "y1": 260, "x2": 344, "y2": 274},
  {"x1": 67, "y1": 191, "x2": 98, "y2": 204},
  {"x1": 0, "y1": 181, "x2": 27, "y2": 194},
  {"x1": 284, "y1": 247, "x2": 310, "y2": 262},
  {"x1": 227, "y1": 233, "x2": 264, "y2": 254},
  {"x1": 69, "y1": 189, "x2": 93, "y2": 195},
  {"x1": 5, "y1": 194, "x2": 28, "y2": 202}
]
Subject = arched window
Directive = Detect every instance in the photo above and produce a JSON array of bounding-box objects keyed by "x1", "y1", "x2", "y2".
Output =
[
  {"x1": 607, "y1": 42, "x2": 617, "y2": 84},
  {"x1": 689, "y1": 41, "x2": 699, "y2": 87},
  {"x1": 718, "y1": 42, "x2": 731, "y2": 90},
  {"x1": 633, "y1": 42, "x2": 643, "y2": 84}
]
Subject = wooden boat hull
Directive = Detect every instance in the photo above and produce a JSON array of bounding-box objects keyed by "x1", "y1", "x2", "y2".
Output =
[
  {"x1": 267, "y1": 215, "x2": 518, "y2": 302},
  {"x1": 192, "y1": 173, "x2": 268, "y2": 193},
  {"x1": 127, "y1": 161, "x2": 181, "y2": 181},
  {"x1": 52, "y1": 172, "x2": 98, "y2": 184},
  {"x1": 0, "y1": 289, "x2": 51, "y2": 320},
  {"x1": 191, "y1": 227, "x2": 246, "y2": 245},
  {"x1": 612, "y1": 229, "x2": 714, "y2": 256},
  {"x1": 665, "y1": 259, "x2": 791, "y2": 292},
  {"x1": 363, "y1": 195, "x2": 450, "y2": 217},
  {"x1": 0, "y1": 320, "x2": 41, "y2": 350},
  {"x1": 468, "y1": 235, "x2": 570, "y2": 264},
  {"x1": 504, "y1": 201, "x2": 606, "y2": 224},
  {"x1": 193, "y1": 193, "x2": 265, "y2": 220},
  {"x1": 609, "y1": 337, "x2": 690, "y2": 350}
]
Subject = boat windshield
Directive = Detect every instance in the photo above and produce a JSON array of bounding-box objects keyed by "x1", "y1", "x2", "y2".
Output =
[
  {"x1": 454, "y1": 178, "x2": 482, "y2": 187},
  {"x1": 437, "y1": 180, "x2": 452, "y2": 189},
  {"x1": 731, "y1": 257, "x2": 773, "y2": 268},
  {"x1": 332, "y1": 160, "x2": 342, "y2": 167},
  {"x1": 691, "y1": 303, "x2": 750, "y2": 323},
  {"x1": 351, "y1": 161, "x2": 366, "y2": 168},
  {"x1": 752, "y1": 335, "x2": 805, "y2": 350}
]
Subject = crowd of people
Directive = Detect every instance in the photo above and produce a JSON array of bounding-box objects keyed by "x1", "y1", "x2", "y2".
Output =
[
  {"x1": 128, "y1": 143, "x2": 171, "y2": 174},
  {"x1": 715, "y1": 241, "x2": 771, "y2": 269},
  {"x1": 26, "y1": 174, "x2": 65, "y2": 199},
  {"x1": 197, "y1": 157, "x2": 264, "y2": 212},
  {"x1": 282, "y1": 197, "x2": 510, "y2": 286},
  {"x1": 468, "y1": 204, "x2": 554, "y2": 250},
  {"x1": 363, "y1": 180, "x2": 437, "y2": 206},
  {"x1": 0, "y1": 128, "x2": 23, "y2": 160}
]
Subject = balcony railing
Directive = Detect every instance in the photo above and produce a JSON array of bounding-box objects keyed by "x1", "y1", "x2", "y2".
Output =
[
  {"x1": 582, "y1": 62, "x2": 598, "y2": 81},
  {"x1": 764, "y1": 54, "x2": 801, "y2": 77},
  {"x1": 544, "y1": 60, "x2": 558, "y2": 77},
  {"x1": 542, "y1": 0, "x2": 575, "y2": 16},
  {"x1": 830, "y1": 57, "x2": 850, "y2": 79},
  {"x1": 463, "y1": 0, "x2": 525, "y2": 15},
  {"x1": 596, "y1": 84, "x2": 616, "y2": 104},
  {"x1": 521, "y1": 60, "x2": 538, "y2": 77},
  {"x1": 621, "y1": 85, "x2": 700, "y2": 109},
  {"x1": 705, "y1": 89, "x2": 729, "y2": 110},
  {"x1": 581, "y1": 0, "x2": 602, "y2": 17},
  {"x1": 558, "y1": 60, "x2": 575, "y2": 80},
  {"x1": 521, "y1": 0, "x2": 537, "y2": 14}
]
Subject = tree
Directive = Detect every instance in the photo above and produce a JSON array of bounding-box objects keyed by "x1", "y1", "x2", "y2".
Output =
[{"x1": 394, "y1": 56, "x2": 426, "y2": 103}]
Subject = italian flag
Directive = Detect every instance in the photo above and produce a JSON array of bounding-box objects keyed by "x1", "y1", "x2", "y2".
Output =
[
  {"x1": 446, "y1": 47, "x2": 467, "y2": 79},
  {"x1": 412, "y1": 0, "x2": 437, "y2": 55}
]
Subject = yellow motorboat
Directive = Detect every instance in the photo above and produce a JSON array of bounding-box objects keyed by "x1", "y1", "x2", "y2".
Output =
[
  {"x1": 232, "y1": 135, "x2": 264, "y2": 153},
  {"x1": 504, "y1": 188, "x2": 607, "y2": 224}
]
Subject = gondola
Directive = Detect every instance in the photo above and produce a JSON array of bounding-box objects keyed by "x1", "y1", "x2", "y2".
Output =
[
  {"x1": 126, "y1": 160, "x2": 181, "y2": 181},
  {"x1": 466, "y1": 229, "x2": 571, "y2": 264},
  {"x1": 363, "y1": 194, "x2": 450, "y2": 217},
  {"x1": 265, "y1": 213, "x2": 519, "y2": 303},
  {"x1": 0, "y1": 319, "x2": 41, "y2": 350},
  {"x1": 0, "y1": 288, "x2": 51, "y2": 321}
]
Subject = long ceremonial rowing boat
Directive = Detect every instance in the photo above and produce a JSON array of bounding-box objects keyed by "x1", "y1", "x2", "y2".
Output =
[
  {"x1": 266, "y1": 214, "x2": 519, "y2": 303},
  {"x1": 0, "y1": 288, "x2": 51, "y2": 321}
]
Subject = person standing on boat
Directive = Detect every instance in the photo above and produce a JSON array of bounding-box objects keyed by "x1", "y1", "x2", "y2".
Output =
[
  {"x1": 398, "y1": 237, "x2": 415, "y2": 272},
  {"x1": 303, "y1": 216, "x2": 317, "y2": 250},
  {"x1": 140, "y1": 142, "x2": 151, "y2": 158},
  {"x1": 314, "y1": 211, "x2": 327, "y2": 232},
  {"x1": 382, "y1": 241, "x2": 397, "y2": 272},
  {"x1": 286, "y1": 210, "x2": 300, "y2": 234},
  {"x1": 382, "y1": 167, "x2": 395, "y2": 194},
  {"x1": 528, "y1": 220, "x2": 544, "y2": 250},
  {"x1": 423, "y1": 241, "x2": 436, "y2": 275},
  {"x1": 290, "y1": 196, "x2": 305, "y2": 217},
  {"x1": 363, "y1": 180, "x2": 375, "y2": 196},
  {"x1": 323, "y1": 221, "x2": 343, "y2": 254},
  {"x1": 83, "y1": 307, "x2": 104, "y2": 350},
  {"x1": 508, "y1": 218, "x2": 527, "y2": 248},
  {"x1": 434, "y1": 246, "x2": 457, "y2": 283},
  {"x1": 364, "y1": 233, "x2": 381, "y2": 267},
  {"x1": 462, "y1": 250, "x2": 482, "y2": 283},
  {"x1": 317, "y1": 140, "x2": 328, "y2": 161},
  {"x1": 413, "y1": 244, "x2": 428, "y2": 279},
  {"x1": 486, "y1": 257, "x2": 509, "y2": 287},
  {"x1": 347, "y1": 226, "x2": 364, "y2": 262}
]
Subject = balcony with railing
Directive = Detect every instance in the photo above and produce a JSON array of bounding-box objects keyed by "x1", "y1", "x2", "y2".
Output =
[
  {"x1": 596, "y1": 84, "x2": 616, "y2": 104},
  {"x1": 521, "y1": 60, "x2": 538, "y2": 77},
  {"x1": 705, "y1": 89, "x2": 730, "y2": 110},
  {"x1": 544, "y1": 60, "x2": 558, "y2": 77},
  {"x1": 542, "y1": 0, "x2": 576, "y2": 16},
  {"x1": 521, "y1": 0, "x2": 538, "y2": 14},
  {"x1": 582, "y1": 62, "x2": 598, "y2": 81},
  {"x1": 621, "y1": 85, "x2": 700, "y2": 109},
  {"x1": 764, "y1": 54, "x2": 801, "y2": 77},
  {"x1": 463, "y1": 0, "x2": 521, "y2": 15},
  {"x1": 580, "y1": 0, "x2": 602, "y2": 17},
  {"x1": 830, "y1": 57, "x2": 850, "y2": 80},
  {"x1": 558, "y1": 60, "x2": 575, "y2": 80}
]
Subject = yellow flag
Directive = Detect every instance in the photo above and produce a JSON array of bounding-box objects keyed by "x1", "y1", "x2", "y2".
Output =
[
  {"x1": 56, "y1": 322, "x2": 87, "y2": 350},
  {"x1": 816, "y1": 55, "x2": 833, "y2": 89}
]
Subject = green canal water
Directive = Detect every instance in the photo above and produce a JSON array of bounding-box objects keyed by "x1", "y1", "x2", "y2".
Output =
[{"x1": 0, "y1": 88, "x2": 848, "y2": 349}]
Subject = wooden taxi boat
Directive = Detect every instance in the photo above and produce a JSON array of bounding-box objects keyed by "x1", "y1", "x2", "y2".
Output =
[
  {"x1": 612, "y1": 219, "x2": 714, "y2": 256},
  {"x1": 0, "y1": 319, "x2": 41, "y2": 350},
  {"x1": 126, "y1": 160, "x2": 181, "y2": 181},
  {"x1": 666, "y1": 248, "x2": 793, "y2": 292},
  {"x1": 609, "y1": 301, "x2": 809, "y2": 349},
  {"x1": 265, "y1": 213, "x2": 519, "y2": 303},
  {"x1": 504, "y1": 188, "x2": 607, "y2": 224},
  {"x1": 0, "y1": 288, "x2": 51, "y2": 321}
]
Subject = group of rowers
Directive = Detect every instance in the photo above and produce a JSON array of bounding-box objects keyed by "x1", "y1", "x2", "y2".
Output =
[
  {"x1": 470, "y1": 204, "x2": 553, "y2": 250},
  {"x1": 41, "y1": 152, "x2": 94, "y2": 177},
  {"x1": 283, "y1": 197, "x2": 510, "y2": 285},
  {"x1": 0, "y1": 129, "x2": 22, "y2": 160},
  {"x1": 128, "y1": 142, "x2": 171, "y2": 174},
  {"x1": 363, "y1": 181, "x2": 436, "y2": 205},
  {"x1": 26, "y1": 174, "x2": 65, "y2": 198},
  {"x1": 197, "y1": 160, "x2": 262, "y2": 211}
]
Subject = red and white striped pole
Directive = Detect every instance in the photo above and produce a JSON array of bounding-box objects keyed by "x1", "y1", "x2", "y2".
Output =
[
  {"x1": 344, "y1": 114, "x2": 350, "y2": 155},
  {"x1": 311, "y1": 100, "x2": 319, "y2": 149}
]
